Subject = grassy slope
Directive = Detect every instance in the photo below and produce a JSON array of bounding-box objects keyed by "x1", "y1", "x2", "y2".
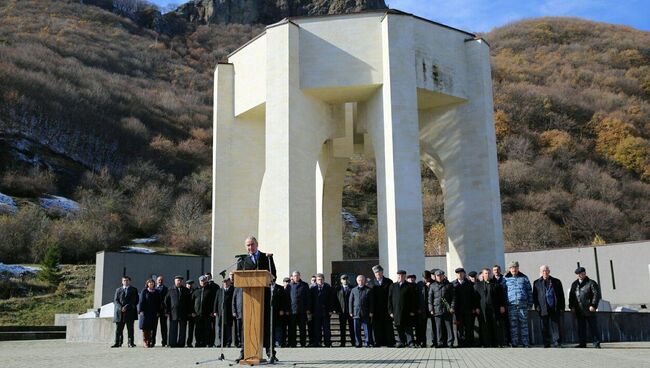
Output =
[{"x1": 0, "y1": 265, "x2": 94, "y2": 326}]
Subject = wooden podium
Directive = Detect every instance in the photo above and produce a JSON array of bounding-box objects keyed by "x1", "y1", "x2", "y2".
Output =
[{"x1": 233, "y1": 270, "x2": 273, "y2": 366}]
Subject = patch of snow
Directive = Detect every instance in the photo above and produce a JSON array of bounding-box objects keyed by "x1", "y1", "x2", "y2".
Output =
[
  {"x1": 341, "y1": 210, "x2": 361, "y2": 230},
  {"x1": 120, "y1": 246, "x2": 156, "y2": 254},
  {"x1": 0, "y1": 192, "x2": 18, "y2": 215},
  {"x1": 39, "y1": 195, "x2": 80, "y2": 214},
  {"x1": 0, "y1": 263, "x2": 40, "y2": 277},
  {"x1": 131, "y1": 236, "x2": 157, "y2": 244}
]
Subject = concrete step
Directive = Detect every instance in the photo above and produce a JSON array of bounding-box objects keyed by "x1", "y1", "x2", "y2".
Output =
[{"x1": 0, "y1": 326, "x2": 66, "y2": 341}]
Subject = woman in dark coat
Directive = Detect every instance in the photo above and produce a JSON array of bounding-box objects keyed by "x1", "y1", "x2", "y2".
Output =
[{"x1": 138, "y1": 279, "x2": 163, "y2": 347}]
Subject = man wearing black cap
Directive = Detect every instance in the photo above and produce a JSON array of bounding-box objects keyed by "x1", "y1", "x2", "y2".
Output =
[
  {"x1": 429, "y1": 270, "x2": 455, "y2": 348},
  {"x1": 165, "y1": 275, "x2": 192, "y2": 347},
  {"x1": 569, "y1": 267, "x2": 601, "y2": 348},
  {"x1": 335, "y1": 274, "x2": 355, "y2": 347},
  {"x1": 452, "y1": 268, "x2": 477, "y2": 347},
  {"x1": 368, "y1": 264, "x2": 394, "y2": 347},
  {"x1": 388, "y1": 270, "x2": 417, "y2": 347},
  {"x1": 214, "y1": 277, "x2": 234, "y2": 347}
]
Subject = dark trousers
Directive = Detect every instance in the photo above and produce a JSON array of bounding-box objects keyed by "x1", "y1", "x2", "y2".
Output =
[
  {"x1": 168, "y1": 319, "x2": 187, "y2": 347},
  {"x1": 495, "y1": 310, "x2": 509, "y2": 346},
  {"x1": 114, "y1": 321, "x2": 134, "y2": 345},
  {"x1": 186, "y1": 318, "x2": 195, "y2": 346},
  {"x1": 395, "y1": 322, "x2": 414, "y2": 346},
  {"x1": 312, "y1": 313, "x2": 331, "y2": 346},
  {"x1": 435, "y1": 313, "x2": 454, "y2": 347},
  {"x1": 541, "y1": 311, "x2": 562, "y2": 346},
  {"x1": 280, "y1": 315, "x2": 289, "y2": 346},
  {"x1": 339, "y1": 314, "x2": 355, "y2": 346},
  {"x1": 151, "y1": 314, "x2": 167, "y2": 346},
  {"x1": 576, "y1": 312, "x2": 600, "y2": 346},
  {"x1": 208, "y1": 316, "x2": 216, "y2": 346},
  {"x1": 372, "y1": 314, "x2": 395, "y2": 346},
  {"x1": 289, "y1": 313, "x2": 308, "y2": 347},
  {"x1": 353, "y1": 317, "x2": 373, "y2": 347},
  {"x1": 194, "y1": 316, "x2": 211, "y2": 347},
  {"x1": 456, "y1": 312, "x2": 475, "y2": 347},
  {"x1": 234, "y1": 318, "x2": 243, "y2": 347},
  {"x1": 217, "y1": 316, "x2": 233, "y2": 347},
  {"x1": 478, "y1": 312, "x2": 498, "y2": 347}
]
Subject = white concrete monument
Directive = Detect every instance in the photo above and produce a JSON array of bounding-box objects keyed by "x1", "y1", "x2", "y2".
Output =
[{"x1": 212, "y1": 10, "x2": 504, "y2": 279}]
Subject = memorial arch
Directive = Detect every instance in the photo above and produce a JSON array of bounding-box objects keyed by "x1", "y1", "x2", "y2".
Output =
[{"x1": 212, "y1": 9, "x2": 504, "y2": 279}]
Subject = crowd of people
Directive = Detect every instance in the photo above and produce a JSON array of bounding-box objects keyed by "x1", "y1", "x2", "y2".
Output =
[{"x1": 112, "y1": 260, "x2": 602, "y2": 351}]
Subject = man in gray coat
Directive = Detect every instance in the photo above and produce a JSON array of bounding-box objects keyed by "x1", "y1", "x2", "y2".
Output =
[
  {"x1": 112, "y1": 276, "x2": 139, "y2": 348},
  {"x1": 349, "y1": 274, "x2": 373, "y2": 348},
  {"x1": 231, "y1": 272, "x2": 244, "y2": 348}
]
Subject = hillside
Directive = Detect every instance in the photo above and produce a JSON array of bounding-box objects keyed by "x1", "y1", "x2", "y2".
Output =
[{"x1": 0, "y1": 1, "x2": 649, "y2": 264}]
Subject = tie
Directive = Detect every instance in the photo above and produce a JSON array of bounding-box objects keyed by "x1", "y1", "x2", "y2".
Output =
[{"x1": 252, "y1": 254, "x2": 256, "y2": 264}]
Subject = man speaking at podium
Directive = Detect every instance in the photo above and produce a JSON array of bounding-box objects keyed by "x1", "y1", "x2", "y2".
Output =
[{"x1": 235, "y1": 235, "x2": 277, "y2": 363}]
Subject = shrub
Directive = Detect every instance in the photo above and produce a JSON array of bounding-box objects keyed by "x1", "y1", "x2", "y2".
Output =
[{"x1": 503, "y1": 211, "x2": 567, "y2": 251}]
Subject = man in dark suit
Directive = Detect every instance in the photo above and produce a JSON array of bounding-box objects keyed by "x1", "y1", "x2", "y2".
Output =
[
  {"x1": 235, "y1": 235, "x2": 277, "y2": 362},
  {"x1": 165, "y1": 275, "x2": 192, "y2": 347},
  {"x1": 205, "y1": 272, "x2": 220, "y2": 347},
  {"x1": 214, "y1": 277, "x2": 235, "y2": 347},
  {"x1": 112, "y1": 276, "x2": 139, "y2": 348},
  {"x1": 184, "y1": 279, "x2": 195, "y2": 347},
  {"x1": 368, "y1": 264, "x2": 394, "y2": 347},
  {"x1": 288, "y1": 270, "x2": 310, "y2": 347},
  {"x1": 310, "y1": 273, "x2": 335, "y2": 347},
  {"x1": 388, "y1": 270, "x2": 417, "y2": 347},
  {"x1": 533, "y1": 265, "x2": 565, "y2": 348},
  {"x1": 474, "y1": 268, "x2": 506, "y2": 347},
  {"x1": 152, "y1": 275, "x2": 168, "y2": 347},
  {"x1": 491, "y1": 265, "x2": 509, "y2": 347},
  {"x1": 335, "y1": 274, "x2": 355, "y2": 347},
  {"x1": 452, "y1": 268, "x2": 478, "y2": 347}
]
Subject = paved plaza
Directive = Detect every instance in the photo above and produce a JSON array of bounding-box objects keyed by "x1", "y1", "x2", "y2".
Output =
[{"x1": 1, "y1": 340, "x2": 649, "y2": 368}]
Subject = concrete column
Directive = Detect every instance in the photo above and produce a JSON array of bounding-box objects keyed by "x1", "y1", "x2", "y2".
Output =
[
  {"x1": 418, "y1": 38, "x2": 504, "y2": 273},
  {"x1": 259, "y1": 22, "x2": 337, "y2": 278},
  {"x1": 366, "y1": 15, "x2": 425, "y2": 278},
  {"x1": 316, "y1": 141, "x2": 348, "y2": 280},
  {"x1": 212, "y1": 63, "x2": 266, "y2": 277}
]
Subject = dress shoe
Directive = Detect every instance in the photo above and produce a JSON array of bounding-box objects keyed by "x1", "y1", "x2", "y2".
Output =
[
  {"x1": 575, "y1": 344, "x2": 587, "y2": 348},
  {"x1": 110, "y1": 343, "x2": 121, "y2": 348},
  {"x1": 594, "y1": 343, "x2": 601, "y2": 349}
]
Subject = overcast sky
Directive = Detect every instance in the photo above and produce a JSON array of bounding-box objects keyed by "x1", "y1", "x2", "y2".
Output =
[{"x1": 149, "y1": 0, "x2": 650, "y2": 33}]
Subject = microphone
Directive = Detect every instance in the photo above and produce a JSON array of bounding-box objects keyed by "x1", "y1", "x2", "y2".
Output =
[{"x1": 234, "y1": 254, "x2": 248, "y2": 259}]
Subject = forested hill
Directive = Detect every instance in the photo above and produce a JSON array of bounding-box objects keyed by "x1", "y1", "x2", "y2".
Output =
[{"x1": 0, "y1": 1, "x2": 648, "y2": 265}]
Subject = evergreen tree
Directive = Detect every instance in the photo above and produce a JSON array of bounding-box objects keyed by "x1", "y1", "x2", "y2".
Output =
[{"x1": 38, "y1": 245, "x2": 62, "y2": 286}]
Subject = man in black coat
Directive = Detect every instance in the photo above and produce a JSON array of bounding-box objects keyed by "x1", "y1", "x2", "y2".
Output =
[
  {"x1": 112, "y1": 276, "x2": 139, "y2": 348},
  {"x1": 165, "y1": 275, "x2": 192, "y2": 347},
  {"x1": 417, "y1": 270, "x2": 438, "y2": 347},
  {"x1": 205, "y1": 272, "x2": 220, "y2": 347},
  {"x1": 152, "y1": 275, "x2": 168, "y2": 347},
  {"x1": 368, "y1": 264, "x2": 394, "y2": 347},
  {"x1": 388, "y1": 270, "x2": 417, "y2": 347},
  {"x1": 474, "y1": 268, "x2": 506, "y2": 347},
  {"x1": 271, "y1": 280, "x2": 288, "y2": 347},
  {"x1": 214, "y1": 277, "x2": 235, "y2": 347},
  {"x1": 429, "y1": 270, "x2": 455, "y2": 348},
  {"x1": 192, "y1": 275, "x2": 218, "y2": 347},
  {"x1": 452, "y1": 268, "x2": 478, "y2": 347},
  {"x1": 235, "y1": 235, "x2": 277, "y2": 362},
  {"x1": 184, "y1": 279, "x2": 195, "y2": 347},
  {"x1": 310, "y1": 273, "x2": 335, "y2": 347},
  {"x1": 491, "y1": 265, "x2": 509, "y2": 347},
  {"x1": 335, "y1": 274, "x2": 355, "y2": 347},
  {"x1": 569, "y1": 267, "x2": 601, "y2": 348},
  {"x1": 288, "y1": 270, "x2": 310, "y2": 347},
  {"x1": 533, "y1": 265, "x2": 565, "y2": 347}
]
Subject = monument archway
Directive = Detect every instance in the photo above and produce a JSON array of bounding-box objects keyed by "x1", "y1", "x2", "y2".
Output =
[{"x1": 212, "y1": 9, "x2": 504, "y2": 280}]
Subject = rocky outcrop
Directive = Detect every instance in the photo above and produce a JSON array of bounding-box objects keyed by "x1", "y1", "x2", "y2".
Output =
[{"x1": 175, "y1": 0, "x2": 387, "y2": 26}]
